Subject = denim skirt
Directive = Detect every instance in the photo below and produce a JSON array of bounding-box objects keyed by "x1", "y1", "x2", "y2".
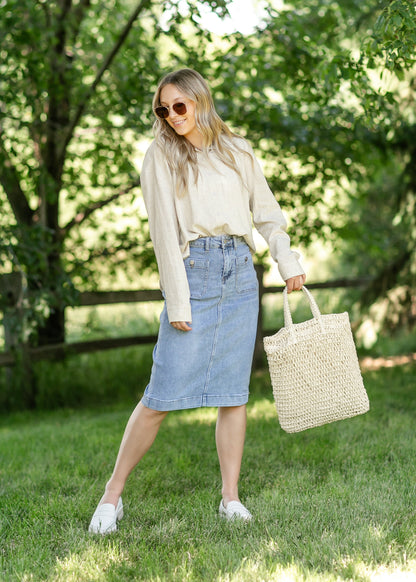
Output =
[{"x1": 140, "y1": 235, "x2": 259, "y2": 411}]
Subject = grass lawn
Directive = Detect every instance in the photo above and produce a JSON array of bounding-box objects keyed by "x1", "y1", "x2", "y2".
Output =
[{"x1": 1, "y1": 364, "x2": 416, "y2": 581}]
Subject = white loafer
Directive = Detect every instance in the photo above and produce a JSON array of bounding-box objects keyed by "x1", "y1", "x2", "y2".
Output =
[
  {"x1": 88, "y1": 497, "x2": 124, "y2": 534},
  {"x1": 219, "y1": 500, "x2": 252, "y2": 522}
]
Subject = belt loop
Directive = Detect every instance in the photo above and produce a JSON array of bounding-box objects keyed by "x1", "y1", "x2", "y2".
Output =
[{"x1": 205, "y1": 237, "x2": 210, "y2": 251}]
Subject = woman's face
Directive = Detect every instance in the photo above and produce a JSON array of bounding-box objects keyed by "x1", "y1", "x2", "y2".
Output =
[{"x1": 159, "y1": 83, "x2": 203, "y2": 148}]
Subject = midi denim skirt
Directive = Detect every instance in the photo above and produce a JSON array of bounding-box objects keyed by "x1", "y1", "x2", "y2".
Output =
[{"x1": 141, "y1": 235, "x2": 259, "y2": 411}]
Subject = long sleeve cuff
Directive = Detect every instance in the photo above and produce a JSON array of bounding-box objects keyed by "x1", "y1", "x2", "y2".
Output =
[
  {"x1": 165, "y1": 299, "x2": 192, "y2": 324},
  {"x1": 277, "y1": 252, "x2": 305, "y2": 282}
]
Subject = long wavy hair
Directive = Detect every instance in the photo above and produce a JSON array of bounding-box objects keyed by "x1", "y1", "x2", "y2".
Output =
[{"x1": 152, "y1": 68, "x2": 248, "y2": 197}]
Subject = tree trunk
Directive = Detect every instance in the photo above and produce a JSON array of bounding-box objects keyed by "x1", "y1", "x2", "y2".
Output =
[
  {"x1": 37, "y1": 303, "x2": 66, "y2": 346},
  {"x1": 35, "y1": 240, "x2": 67, "y2": 346}
]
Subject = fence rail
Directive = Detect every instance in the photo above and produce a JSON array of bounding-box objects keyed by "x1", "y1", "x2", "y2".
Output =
[{"x1": 0, "y1": 272, "x2": 372, "y2": 368}]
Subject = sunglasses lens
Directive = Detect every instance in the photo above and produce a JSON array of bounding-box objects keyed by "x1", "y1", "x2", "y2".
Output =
[
  {"x1": 155, "y1": 103, "x2": 187, "y2": 118},
  {"x1": 173, "y1": 102, "x2": 187, "y2": 115},
  {"x1": 155, "y1": 106, "x2": 169, "y2": 119}
]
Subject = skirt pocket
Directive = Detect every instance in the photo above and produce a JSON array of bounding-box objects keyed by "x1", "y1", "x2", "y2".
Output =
[
  {"x1": 236, "y1": 253, "x2": 258, "y2": 294},
  {"x1": 184, "y1": 257, "x2": 210, "y2": 298}
]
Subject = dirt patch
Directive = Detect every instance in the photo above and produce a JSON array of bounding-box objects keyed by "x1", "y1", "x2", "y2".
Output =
[{"x1": 360, "y1": 353, "x2": 416, "y2": 371}]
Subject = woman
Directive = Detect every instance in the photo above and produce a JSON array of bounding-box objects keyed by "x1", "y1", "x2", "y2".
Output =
[{"x1": 89, "y1": 68, "x2": 306, "y2": 534}]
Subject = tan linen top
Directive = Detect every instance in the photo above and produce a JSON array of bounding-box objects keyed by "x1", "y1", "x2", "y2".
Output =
[{"x1": 141, "y1": 136, "x2": 305, "y2": 323}]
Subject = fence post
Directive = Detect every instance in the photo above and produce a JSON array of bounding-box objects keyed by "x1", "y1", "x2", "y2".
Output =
[
  {"x1": 0, "y1": 273, "x2": 35, "y2": 407},
  {"x1": 1, "y1": 273, "x2": 23, "y2": 348},
  {"x1": 254, "y1": 264, "x2": 266, "y2": 369}
]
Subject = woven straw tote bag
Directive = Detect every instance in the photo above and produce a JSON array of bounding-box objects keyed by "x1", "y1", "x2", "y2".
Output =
[{"x1": 263, "y1": 286, "x2": 369, "y2": 433}]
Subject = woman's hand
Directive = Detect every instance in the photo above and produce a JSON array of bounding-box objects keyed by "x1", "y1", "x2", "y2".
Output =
[
  {"x1": 285, "y1": 274, "x2": 306, "y2": 293},
  {"x1": 171, "y1": 321, "x2": 192, "y2": 332}
]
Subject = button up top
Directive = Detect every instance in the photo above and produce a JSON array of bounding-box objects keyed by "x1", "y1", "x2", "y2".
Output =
[{"x1": 141, "y1": 136, "x2": 305, "y2": 323}]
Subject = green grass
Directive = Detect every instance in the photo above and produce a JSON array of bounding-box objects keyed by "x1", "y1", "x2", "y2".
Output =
[
  {"x1": 0, "y1": 345, "x2": 155, "y2": 411},
  {"x1": 1, "y1": 364, "x2": 416, "y2": 581}
]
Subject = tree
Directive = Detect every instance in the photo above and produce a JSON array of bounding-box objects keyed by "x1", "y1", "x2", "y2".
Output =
[
  {"x1": 0, "y1": 0, "x2": 230, "y2": 340},
  {"x1": 0, "y1": 0, "x2": 228, "y2": 405},
  {"x1": 210, "y1": 0, "x2": 416, "y2": 326}
]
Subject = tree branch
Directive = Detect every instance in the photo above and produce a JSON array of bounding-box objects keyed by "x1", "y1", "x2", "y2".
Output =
[
  {"x1": 0, "y1": 138, "x2": 34, "y2": 226},
  {"x1": 60, "y1": 0, "x2": 152, "y2": 162},
  {"x1": 69, "y1": 0, "x2": 91, "y2": 43},
  {"x1": 61, "y1": 179, "x2": 141, "y2": 235}
]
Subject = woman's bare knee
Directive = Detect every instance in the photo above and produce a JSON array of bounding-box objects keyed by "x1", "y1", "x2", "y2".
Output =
[{"x1": 138, "y1": 402, "x2": 168, "y2": 423}]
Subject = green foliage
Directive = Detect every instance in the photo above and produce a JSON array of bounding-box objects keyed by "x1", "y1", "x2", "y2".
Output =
[
  {"x1": 210, "y1": 0, "x2": 415, "y2": 321},
  {"x1": 0, "y1": 1, "x2": 231, "y2": 310},
  {"x1": 2, "y1": 0, "x2": 415, "y2": 304},
  {"x1": 370, "y1": 0, "x2": 416, "y2": 72},
  {"x1": 0, "y1": 0, "x2": 235, "y2": 399},
  {"x1": 0, "y1": 223, "x2": 78, "y2": 348}
]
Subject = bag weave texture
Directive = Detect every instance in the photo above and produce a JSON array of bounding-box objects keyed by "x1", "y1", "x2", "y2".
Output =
[{"x1": 263, "y1": 287, "x2": 369, "y2": 433}]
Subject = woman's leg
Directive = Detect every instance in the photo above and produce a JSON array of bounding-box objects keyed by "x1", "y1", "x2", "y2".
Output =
[
  {"x1": 99, "y1": 402, "x2": 168, "y2": 507},
  {"x1": 215, "y1": 404, "x2": 247, "y2": 506}
]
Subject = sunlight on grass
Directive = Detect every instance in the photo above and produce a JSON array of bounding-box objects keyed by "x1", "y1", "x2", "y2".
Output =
[
  {"x1": 348, "y1": 560, "x2": 416, "y2": 582},
  {"x1": 66, "y1": 302, "x2": 161, "y2": 341},
  {"x1": 215, "y1": 560, "x2": 331, "y2": 581},
  {"x1": 213, "y1": 560, "x2": 416, "y2": 581},
  {"x1": 164, "y1": 406, "x2": 219, "y2": 427},
  {"x1": 247, "y1": 397, "x2": 276, "y2": 421},
  {"x1": 163, "y1": 397, "x2": 276, "y2": 429},
  {"x1": 369, "y1": 565, "x2": 416, "y2": 581},
  {"x1": 51, "y1": 543, "x2": 131, "y2": 582},
  {"x1": 44, "y1": 552, "x2": 416, "y2": 582}
]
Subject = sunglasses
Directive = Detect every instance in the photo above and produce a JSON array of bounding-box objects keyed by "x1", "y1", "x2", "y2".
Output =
[{"x1": 154, "y1": 102, "x2": 187, "y2": 119}]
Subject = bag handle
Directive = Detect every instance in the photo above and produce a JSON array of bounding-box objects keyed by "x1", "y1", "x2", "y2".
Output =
[{"x1": 283, "y1": 286, "x2": 323, "y2": 331}]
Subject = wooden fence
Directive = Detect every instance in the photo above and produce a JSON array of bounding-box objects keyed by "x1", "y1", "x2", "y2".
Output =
[{"x1": 0, "y1": 268, "x2": 371, "y2": 369}]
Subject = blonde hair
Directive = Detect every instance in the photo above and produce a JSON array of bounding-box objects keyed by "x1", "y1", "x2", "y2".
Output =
[{"x1": 152, "y1": 68, "x2": 248, "y2": 196}]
